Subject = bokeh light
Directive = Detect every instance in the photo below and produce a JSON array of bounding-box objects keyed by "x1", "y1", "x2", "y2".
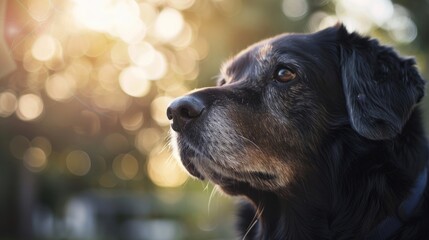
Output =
[
  {"x1": 16, "y1": 94, "x2": 44, "y2": 121},
  {"x1": 31, "y1": 35, "x2": 57, "y2": 61},
  {"x1": 120, "y1": 111, "x2": 144, "y2": 131},
  {"x1": 103, "y1": 133, "x2": 130, "y2": 155},
  {"x1": 151, "y1": 96, "x2": 174, "y2": 126},
  {"x1": 333, "y1": 0, "x2": 418, "y2": 43},
  {"x1": 27, "y1": 0, "x2": 53, "y2": 22},
  {"x1": 110, "y1": 42, "x2": 130, "y2": 68},
  {"x1": 119, "y1": 66, "x2": 151, "y2": 97},
  {"x1": 66, "y1": 150, "x2": 92, "y2": 176},
  {"x1": 0, "y1": 91, "x2": 18, "y2": 117},
  {"x1": 154, "y1": 8, "x2": 184, "y2": 41},
  {"x1": 31, "y1": 137, "x2": 52, "y2": 157},
  {"x1": 387, "y1": 16, "x2": 417, "y2": 43},
  {"x1": 167, "y1": 0, "x2": 196, "y2": 10},
  {"x1": 72, "y1": 0, "x2": 147, "y2": 43},
  {"x1": 23, "y1": 52, "x2": 43, "y2": 73},
  {"x1": 112, "y1": 153, "x2": 139, "y2": 180},
  {"x1": 143, "y1": 50, "x2": 168, "y2": 80},
  {"x1": 135, "y1": 128, "x2": 161, "y2": 154},
  {"x1": 128, "y1": 42, "x2": 156, "y2": 67},
  {"x1": 23, "y1": 147, "x2": 47, "y2": 172},
  {"x1": 282, "y1": 0, "x2": 309, "y2": 20},
  {"x1": 45, "y1": 74, "x2": 77, "y2": 102},
  {"x1": 147, "y1": 149, "x2": 188, "y2": 188}
]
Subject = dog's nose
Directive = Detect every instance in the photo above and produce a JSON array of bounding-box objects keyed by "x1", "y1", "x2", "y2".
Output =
[{"x1": 166, "y1": 96, "x2": 205, "y2": 132}]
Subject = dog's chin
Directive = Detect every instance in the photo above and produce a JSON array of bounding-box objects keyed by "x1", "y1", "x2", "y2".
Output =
[
  {"x1": 174, "y1": 135, "x2": 279, "y2": 194},
  {"x1": 206, "y1": 171, "x2": 254, "y2": 196},
  {"x1": 179, "y1": 153, "x2": 278, "y2": 196},
  {"x1": 178, "y1": 152, "x2": 205, "y2": 180},
  {"x1": 181, "y1": 162, "x2": 248, "y2": 195}
]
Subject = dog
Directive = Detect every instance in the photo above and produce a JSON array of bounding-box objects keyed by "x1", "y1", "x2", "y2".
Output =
[{"x1": 166, "y1": 25, "x2": 429, "y2": 239}]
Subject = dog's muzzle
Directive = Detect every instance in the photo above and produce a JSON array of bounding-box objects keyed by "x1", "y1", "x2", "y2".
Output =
[{"x1": 166, "y1": 95, "x2": 205, "y2": 132}]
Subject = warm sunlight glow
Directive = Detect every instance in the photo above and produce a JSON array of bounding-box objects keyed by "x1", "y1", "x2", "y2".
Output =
[
  {"x1": 147, "y1": 149, "x2": 188, "y2": 188},
  {"x1": 28, "y1": 0, "x2": 52, "y2": 22},
  {"x1": 135, "y1": 128, "x2": 161, "y2": 154},
  {"x1": 45, "y1": 74, "x2": 77, "y2": 102},
  {"x1": 120, "y1": 112, "x2": 144, "y2": 131},
  {"x1": 72, "y1": 0, "x2": 146, "y2": 43},
  {"x1": 128, "y1": 42, "x2": 156, "y2": 67},
  {"x1": 23, "y1": 52, "x2": 43, "y2": 73},
  {"x1": 72, "y1": 0, "x2": 115, "y2": 32},
  {"x1": 334, "y1": 0, "x2": 416, "y2": 41},
  {"x1": 168, "y1": 0, "x2": 196, "y2": 10},
  {"x1": 31, "y1": 35, "x2": 57, "y2": 61},
  {"x1": 112, "y1": 2, "x2": 147, "y2": 43},
  {"x1": 110, "y1": 42, "x2": 130, "y2": 68},
  {"x1": 150, "y1": 96, "x2": 174, "y2": 126},
  {"x1": 154, "y1": 8, "x2": 184, "y2": 41},
  {"x1": 143, "y1": 51, "x2": 168, "y2": 80},
  {"x1": 119, "y1": 66, "x2": 151, "y2": 97},
  {"x1": 17, "y1": 94, "x2": 44, "y2": 121}
]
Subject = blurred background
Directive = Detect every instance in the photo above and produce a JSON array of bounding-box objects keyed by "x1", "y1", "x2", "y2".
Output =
[{"x1": 0, "y1": 0, "x2": 428, "y2": 239}]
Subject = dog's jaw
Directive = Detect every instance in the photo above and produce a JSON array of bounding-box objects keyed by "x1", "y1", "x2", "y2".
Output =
[{"x1": 170, "y1": 127, "x2": 293, "y2": 193}]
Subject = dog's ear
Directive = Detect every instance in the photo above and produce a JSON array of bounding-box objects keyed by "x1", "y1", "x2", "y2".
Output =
[{"x1": 337, "y1": 25, "x2": 425, "y2": 140}]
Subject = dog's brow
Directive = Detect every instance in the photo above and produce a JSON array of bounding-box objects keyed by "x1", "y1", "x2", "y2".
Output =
[
  {"x1": 258, "y1": 43, "x2": 273, "y2": 62},
  {"x1": 219, "y1": 43, "x2": 273, "y2": 81},
  {"x1": 256, "y1": 43, "x2": 273, "y2": 77}
]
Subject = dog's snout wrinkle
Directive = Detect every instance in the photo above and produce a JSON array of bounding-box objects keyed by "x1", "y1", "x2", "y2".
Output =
[{"x1": 167, "y1": 96, "x2": 205, "y2": 132}]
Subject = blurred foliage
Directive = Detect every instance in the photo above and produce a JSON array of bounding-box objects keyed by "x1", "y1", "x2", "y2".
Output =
[{"x1": 0, "y1": 0, "x2": 428, "y2": 239}]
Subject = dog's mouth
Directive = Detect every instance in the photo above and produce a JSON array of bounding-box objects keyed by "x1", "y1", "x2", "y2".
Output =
[{"x1": 173, "y1": 134, "x2": 277, "y2": 189}]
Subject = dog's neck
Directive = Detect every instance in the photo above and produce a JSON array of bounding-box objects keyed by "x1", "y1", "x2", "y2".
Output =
[
  {"x1": 241, "y1": 190, "x2": 335, "y2": 240},
  {"x1": 239, "y1": 110, "x2": 429, "y2": 240}
]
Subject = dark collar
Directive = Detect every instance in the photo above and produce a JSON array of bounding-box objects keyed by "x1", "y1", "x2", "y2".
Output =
[{"x1": 367, "y1": 167, "x2": 428, "y2": 240}]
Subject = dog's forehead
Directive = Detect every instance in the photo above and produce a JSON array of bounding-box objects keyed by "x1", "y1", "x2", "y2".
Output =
[
  {"x1": 258, "y1": 43, "x2": 274, "y2": 62},
  {"x1": 221, "y1": 37, "x2": 295, "y2": 81},
  {"x1": 221, "y1": 41, "x2": 276, "y2": 78},
  {"x1": 220, "y1": 27, "x2": 342, "y2": 79},
  {"x1": 229, "y1": 33, "x2": 318, "y2": 67}
]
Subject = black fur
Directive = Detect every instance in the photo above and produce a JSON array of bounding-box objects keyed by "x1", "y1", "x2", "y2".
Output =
[{"x1": 167, "y1": 25, "x2": 429, "y2": 239}]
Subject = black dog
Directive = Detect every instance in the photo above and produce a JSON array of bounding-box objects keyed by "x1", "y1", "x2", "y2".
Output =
[{"x1": 167, "y1": 25, "x2": 428, "y2": 239}]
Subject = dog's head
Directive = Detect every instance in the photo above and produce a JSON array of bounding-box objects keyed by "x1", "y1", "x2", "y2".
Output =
[{"x1": 167, "y1": 25, "x2": 425, "y2": 195}]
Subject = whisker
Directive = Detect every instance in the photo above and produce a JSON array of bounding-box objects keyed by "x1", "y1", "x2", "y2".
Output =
[
  {"x1": 207, "y1": 185, "x2": 218, "y2": 215},
  {"x1": 202, "y1": 181, "x2": 211, "y2": 191},
  {"x1": 160, "y1": 133, "x2": 173, "y2": 154},
  {"x1": 237, "y1": 135, "x2": 263, "y2": 153},
  {"x1": 242, "y1": 204, "x2": 264, "y2": 240}
]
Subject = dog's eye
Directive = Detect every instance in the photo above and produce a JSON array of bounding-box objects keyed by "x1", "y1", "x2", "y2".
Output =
[{"x1": 274, "y1": 68, "x2": 296, "y2": 83}]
